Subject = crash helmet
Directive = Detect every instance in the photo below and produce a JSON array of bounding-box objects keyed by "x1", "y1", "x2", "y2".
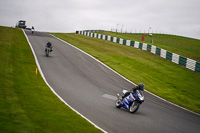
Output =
[
  {"x1": 138, "y1": 83, "x2": 144, "y2": 91},
  {"x1": 47, "y1": 42, "x2": 51, "y2": 46}
]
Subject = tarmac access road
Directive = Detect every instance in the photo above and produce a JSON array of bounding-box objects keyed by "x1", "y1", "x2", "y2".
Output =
[{"x1": 24, "y1": 30, "x2": 200, "y2": 133}]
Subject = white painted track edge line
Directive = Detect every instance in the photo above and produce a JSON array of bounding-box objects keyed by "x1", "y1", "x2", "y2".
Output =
[
  {"x1": 22, "y1": 30, "x2": 107, "y2": 133},
  {"x1": 50, "y1": 33, "x2": 200, "y2": 116},
  {"x1": 50, "y1": 34, "x2": 137, "y2": 86}
]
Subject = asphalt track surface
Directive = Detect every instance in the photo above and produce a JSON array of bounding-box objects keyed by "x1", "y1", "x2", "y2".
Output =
[{"x1": 24, "y1": 30, "x2": 200, "y2": 133}]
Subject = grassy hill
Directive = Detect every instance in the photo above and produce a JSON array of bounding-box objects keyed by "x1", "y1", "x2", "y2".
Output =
[
  {"x1": 0, "y1": 26, "x2": 102, "y2": 133},
  {"x1": 95, "y1": 31, "x2": 200, "y2": 62},
  {"x1": 52, "y1": 32, "x2": 200, "y2": 114},
  {"x1": 1, "y1": 25, "x2": 199, "y2": 133}
]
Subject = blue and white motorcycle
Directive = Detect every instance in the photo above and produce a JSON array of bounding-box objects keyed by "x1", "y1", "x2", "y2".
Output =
[{"x1": 116, "y1": 90, "x2": 144, "y2": 113}]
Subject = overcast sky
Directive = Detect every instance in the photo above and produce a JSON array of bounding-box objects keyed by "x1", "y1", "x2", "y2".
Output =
[{"x1": 0, "y1": 0, "x2": 200, "y2": 39}]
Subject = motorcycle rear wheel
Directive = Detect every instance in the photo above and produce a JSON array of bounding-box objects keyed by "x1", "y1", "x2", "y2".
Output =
[{"x1": 129, "y1": 101, "x2": 139, "y2": 113}]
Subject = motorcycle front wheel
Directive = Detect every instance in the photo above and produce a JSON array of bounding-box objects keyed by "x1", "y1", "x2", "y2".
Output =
[
  {"x1": 115, "y1": 99, "x2": 121, "y2": 108},
  {"x1": 45, "y1": 49, "x2": 49, "y2": 57},
  {"x1": 46, "y1": 52, "x2": 49, "y2": 57},
  {"x1": 129, "y1": 101, "x2": 140, "y2": 113}
]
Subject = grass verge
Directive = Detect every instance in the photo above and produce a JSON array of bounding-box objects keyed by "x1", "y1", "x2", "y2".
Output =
[
  {"x1": 0, "y1": 26, "x2": 102, "y2": 133},
  {"x1": 52, "y1": 33, "x2": 200, "y2": 114},
  {"x1": 96, "y1": 31, "x2": 200, "y2": 62}
]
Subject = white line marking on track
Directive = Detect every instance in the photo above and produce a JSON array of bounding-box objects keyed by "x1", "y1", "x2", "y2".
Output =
[
  {"x1": 102, "y1": 94, "x2": 117, "y2": 101},
  {"x1": 51, "y1": 33, "x2": 199, "y2": 116},
  {"x1": 23, "y1": 30, "x2": 108, "y2": 133}
]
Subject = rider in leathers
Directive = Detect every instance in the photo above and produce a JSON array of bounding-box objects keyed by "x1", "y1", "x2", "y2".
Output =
[
  {"x1": 45, "y1": 42, "x2": 53, "y2": 52},
  {"x1": 121, "y1": 83, "x2": 144, "y2": 100}
]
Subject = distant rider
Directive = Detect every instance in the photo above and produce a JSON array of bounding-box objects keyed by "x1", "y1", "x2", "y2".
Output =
[
  {"x1": 45, "y1": 42, "x2": 53, "y2": 52},
  {"x1": 121, "y1": 83, "x2": 144, "y2": 100},
  {"x1": 31, "y1": 26, "x2": 35, "y2": 34}
]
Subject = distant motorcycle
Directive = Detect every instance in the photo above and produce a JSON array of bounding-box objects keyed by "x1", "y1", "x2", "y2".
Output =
[
  {"x1": 31, "y1": 26, "x2": 34, "y2": 34},
  {"x1": 45, "y1": 47, "x2": 51, "y2": 57},
  {"x1": 116, "y1": 89, "x2": 144, "y2": 113}
]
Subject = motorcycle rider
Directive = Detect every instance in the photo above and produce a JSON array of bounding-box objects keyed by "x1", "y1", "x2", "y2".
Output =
[
  {"x1": 121, "y1": 83, "x2": 144, "y2": 100},
  {"x1": 45, "y1": 41, "x2": 53, "y2": 52},
  {"x1": 31, "y1": 26, "x2": 35, "y2": 34}
]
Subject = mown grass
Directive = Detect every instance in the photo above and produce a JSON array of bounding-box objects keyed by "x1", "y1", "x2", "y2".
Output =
[
  {"x1": 52, "y1": 33, "x2": 200, "y2": 114},
  {"x1": 0, "y1": 26, "x2": 102, "y2": 133},
  {"x1": 96, "y1": 31, "x2": 200, "y2": 62}
]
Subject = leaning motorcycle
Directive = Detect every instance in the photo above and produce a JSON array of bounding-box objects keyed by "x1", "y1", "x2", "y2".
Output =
[
  {"x1": 116, "y1": 90, "x2": 144, "y2": 113},
  {"x1": 45, "y1": 47, "x2": 51, "y2": 57}
]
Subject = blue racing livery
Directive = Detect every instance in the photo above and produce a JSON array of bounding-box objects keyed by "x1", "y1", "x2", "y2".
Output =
[{"x1": 116, "y1": 89, "x2": 144, "y2": 113}]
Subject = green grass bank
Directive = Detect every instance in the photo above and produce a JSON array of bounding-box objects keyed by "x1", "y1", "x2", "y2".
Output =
[
  {"x1": 0, "y1": 26, "x2": 102, "y2": 133},
  {"x1": 96, "y1": 31, "x2": 200, "y2": 62},
  {"x1": 52, "y1": 33, "x2": 200, "y2": 114}
]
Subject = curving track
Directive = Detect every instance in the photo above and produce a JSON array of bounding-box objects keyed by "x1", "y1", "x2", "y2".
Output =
[{"x1": 24, "y1": 30, "x2": 200, "y2": 133}]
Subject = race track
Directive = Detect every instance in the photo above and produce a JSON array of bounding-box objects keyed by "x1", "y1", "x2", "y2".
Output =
[{"x1": 24, "y1": 30, "x2": 200, "y2": 133}]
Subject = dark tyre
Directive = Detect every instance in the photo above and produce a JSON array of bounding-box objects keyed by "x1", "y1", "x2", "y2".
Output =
[
  {"x1": 115, "y1": 99, "x2": 121, "y2": 108},
  {"x1": 129, "y1": 101, "x2": 140, "y2": 113},
  {"x1": 45, "y1": 49, "x2": 49, "y2": 57}
]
